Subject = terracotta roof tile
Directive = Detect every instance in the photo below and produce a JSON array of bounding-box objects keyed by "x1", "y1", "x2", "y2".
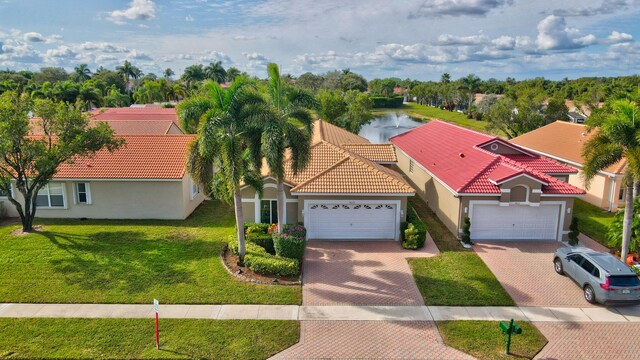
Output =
[
  {"x1": 55, "y1": 135, "x2": 194, "y2": 179},
  {"x1": 511, "y1": 121, "x2": 626, "y2": 175},
  {"x1": 391, "y1": 120, "x2": 584, "y2": 195},
  {"x1": 313, "y1": 120, "x2": 369, "y2": 146},
  {"x1": 89, "y1": 107, "x2": 179, "y2": 122},
  {"x1": 341, "y1": 144, "x2": 397, "y2": 163}
]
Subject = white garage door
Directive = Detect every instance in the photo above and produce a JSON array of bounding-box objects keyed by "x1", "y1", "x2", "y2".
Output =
[
  {"x1": 470, "y1": 204, "x2": 560, "y2": 241},
  {"x1": 306, "y1": 202, "x2": 398, "y2": 240}
]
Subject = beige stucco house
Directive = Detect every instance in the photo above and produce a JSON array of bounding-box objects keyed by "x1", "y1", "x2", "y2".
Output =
[
  {"x1": 512, "y1": 121, "x2": 626, "y2": 211},
  {"x1": 0, "y1": 135, "x2": 204, "y2": 220},
  {"x1": 391, "y1": 121, "x2": 585, "y2": 242},
  {"x1": 241, "y1": 120, "x2": 415, "y2": 241}
]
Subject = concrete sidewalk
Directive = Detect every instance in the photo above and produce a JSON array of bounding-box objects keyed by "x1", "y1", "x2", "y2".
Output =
[{"x1": 0, "y1": 303, "x2": 638, "y2": 322}]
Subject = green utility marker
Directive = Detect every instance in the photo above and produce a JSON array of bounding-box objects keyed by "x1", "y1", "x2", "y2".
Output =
[{"x1": 499, "y1": 318, "x2": 522, "y2": 354}]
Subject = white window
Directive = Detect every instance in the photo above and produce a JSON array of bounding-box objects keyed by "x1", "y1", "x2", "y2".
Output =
[
  {"x1": 190, "y1": 179, "x2": 200, "y2": 200},
  {"x1": 409, "y1": 159, "x2": 415, "y2": 174},
  {"x1": 74, "y1": 182, "x2": 92, "y2": 204},
  {"x1": 36, "y1": 183, "x2": 66, "y2": 208}
]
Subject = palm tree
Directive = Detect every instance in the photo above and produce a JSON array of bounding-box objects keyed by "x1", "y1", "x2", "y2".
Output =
[
  {"x1": 583, "y1": 100, "x2": 640, "y2": 261},
  {"x1": 169, "y1": 83, "x2": 186, "y2": 101},
  {"x1": 204, "y1": 61, "x2": 227, "y2": 84},
  {"x1": 186, "y1": 76, "x2": 267, "y2": 262},
  {"x1": 116, "y1": 60, "x2": 135, "y2": 84},
  {"x1": 460, "y1": 74, "x2": 481, "y2": 112},
  {"x1": 261, "y1": 63, "x2": 317, "y2": 233},
  {"x1": 164, "y1": 68, "x2": 175, "y2": 79},
  {"x1": 74, "y1": 64, "x2": 91, "y2": 82},
  {"x1": 441, "y1": 73, "x2": 451, "y2": 84},
  {"x1": 226, "y1": 67, "x2": 241, "y2": 82},
  {"x1": 181, "y1": 64, "x2": 206, "y2": 89}
]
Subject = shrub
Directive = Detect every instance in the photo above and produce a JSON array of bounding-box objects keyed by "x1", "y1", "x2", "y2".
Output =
[
  {"x1": 268, "y1": 223, "x2": 278, "y2": 234},
  {"x1": 246, "y1": 225, "x2": 267, "y2": 237},
  {"x1": 247, "y1": 233, "x2": 275, "y2": 254},
  {"x1": 284, "y1": 223, "x2": 307, "y2": 239},
  {"x1": 243, "y1": 222, "x2": 270, "y2": 234},
  {"x1": 228, "y1": 236, "x2": 299, "y2": 277},
  {"x1": 273, "y1": 234, "x2": 306, "y2": 261},
  {"x1": 402, "y1": 206, "x2": 427, "y2": 250},
  {"x1": 371, "y1": 96, "x2": 404, "y2": 108},
  {"x1": 568, "y1": 217, "x2": 580, "y2": 246},
  {"x1": 461, "y1": 217, "x2": 472, "y2": 245}
]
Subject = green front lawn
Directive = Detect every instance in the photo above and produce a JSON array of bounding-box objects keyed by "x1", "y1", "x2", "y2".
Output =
[
  {"x1": 408, "y1": 197, "x2": 515, "y2": 306},
  {"x1": 437, "y1": 321, "x2": 547, "y2": 360},
  {"x1": 382, "y1": 103, "x2": 491, "y2": 133},
  {"x1": 573, "y1": 198, "x2": 615, "y2": 248},
  {"x1": 0, "y1": 200, "x2": 301, "y2": 304},
  {"x1": 0, "y1": 318, "x2": 299, "y2": 359}
]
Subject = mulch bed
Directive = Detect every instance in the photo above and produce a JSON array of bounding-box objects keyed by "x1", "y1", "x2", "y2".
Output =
[{"x1": 222, "y1": 247, "x2": 301, "y2": 286}]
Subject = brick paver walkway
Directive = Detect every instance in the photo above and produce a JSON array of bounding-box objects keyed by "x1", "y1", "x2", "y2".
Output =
[
  {"x1": 272, "y1": 321, "x2": 473, "y2": 360},
  {"x1": 534, "y1": 323, "x2": 640, "y2": 359},
  {"x1": 474, "y1": 241, "x2": 598, "y2": 307},
  {"x1": 303, "y1": 241, "x2": 438, "y2": 305}
]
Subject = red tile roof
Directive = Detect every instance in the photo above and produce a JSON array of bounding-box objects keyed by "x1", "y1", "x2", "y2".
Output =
[
  {"x1": 390, "y1": 120, "x2": 584, "y2": 195},
  {"x1": 55, "y1": 135, "x2": 194, "y2": 180},
  {"x1": 89, "y1": 107, "x2": 178, "y2": 122}
]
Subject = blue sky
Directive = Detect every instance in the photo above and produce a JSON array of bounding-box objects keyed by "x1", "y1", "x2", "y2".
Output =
[{"x1": 0, "y1": 0, "x2": 639, "y2": 81}]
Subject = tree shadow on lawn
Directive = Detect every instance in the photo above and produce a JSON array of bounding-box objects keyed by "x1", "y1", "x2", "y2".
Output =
[
  {"x1": 412, "y1": 273, "x2": 524, "y2": 306},
  {"x1": 36, "y1": 229, "x2": 215, "y2": 295}
]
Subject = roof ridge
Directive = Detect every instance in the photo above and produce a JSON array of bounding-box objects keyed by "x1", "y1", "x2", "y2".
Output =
[
  {"x1": 290, "y1": 156, "x2": 349, "y2": 192},
  {"x1": 457, "y1": 157, "x2": 503, "y2": 193},
  {"x1": 431, "y1": 119, "x2": 495, "y2": 139}
]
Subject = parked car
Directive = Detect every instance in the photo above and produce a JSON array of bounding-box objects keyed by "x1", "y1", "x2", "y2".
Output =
[{"x1": 554, "y1": 247, "x2": 640, "y2": 304}]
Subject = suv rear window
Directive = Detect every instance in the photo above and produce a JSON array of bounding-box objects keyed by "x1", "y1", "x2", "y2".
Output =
[{"x1": 609, "y1": 276, "x2": 640, "y2": 287}]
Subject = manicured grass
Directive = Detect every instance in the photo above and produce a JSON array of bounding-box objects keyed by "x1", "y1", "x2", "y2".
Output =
[
  {"x1": 0, "y1": 318, "x2": 299, "y2": 359},
  {"x1": 408, "y1": 197, "x2": 515, "y2": 306},
  {"x1": 373, "y1": 103, "x2": 491, "y2": 133},
  {"x1": 573, "y1": 198, "x2": 615, "y2": 248},
  {"x1": 0, "y1": 200, "x2": 301, "y2": 304},
  {"x1": 437, "y1": 321, "x2": 547, "y2": 360}
]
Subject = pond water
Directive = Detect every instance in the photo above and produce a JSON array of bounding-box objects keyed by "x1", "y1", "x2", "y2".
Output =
[{"x1": 358, "y1": 112, "x2": 424, "y2": 144}]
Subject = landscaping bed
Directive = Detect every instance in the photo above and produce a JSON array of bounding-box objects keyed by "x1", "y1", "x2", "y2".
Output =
[
  {"x1": 0, "y1": 200, "x2": 301, "y2": 304},
  {"x1": 408, "y1": 197, "x2": 515, "y2": 306},
  {"x1": 222, "y1": 246, "x2": 301, "y2": 285},
  {"x1": 0, "y1": 318, "x2": 299, "y2": 359},
  {"x1": 437, "y1": 321, "x2": 547, "y2": 360}
]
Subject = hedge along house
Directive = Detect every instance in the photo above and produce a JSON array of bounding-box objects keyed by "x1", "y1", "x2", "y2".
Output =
[
  {"x1": 511, "y1": 121, "x2": 626, "y2": 211},
  {"x1": 240, "y1": 120, "x2": 415, "y2": 241},
  {"x1": 391, "y1": 121, "x2": 585, "y2": 242},
  {"x1": 0, "y1": 135, "x2": 205, "y2": 220}
]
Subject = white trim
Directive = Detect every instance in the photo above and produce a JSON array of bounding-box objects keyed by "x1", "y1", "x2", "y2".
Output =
[
  {"x1": 540, "y1": 194, "x2": 585, "y2": 197},
  {"x1": 532, "y1": 189, "x2": 543, "y2": 194},
  {"x1": 291, "y1": 192, "x2": 413, "y2": 196},
  {"x1": 36, "y1": 182, "x2": 68, "y2": 210},
  {"x1": 489, "y1": 173, "x2": 548, "y2": 186},
  {"x1": 608, "y1": 175, "x2": 616, "y2": 212},
  {"x1": 468, "y1": 200, "x2": 566, "y2": 241},
  {"x1": 513, "y1": 144, "x2": 622, "y2": 177},
  {"x1": 73, "y1": 182, "x2": 92, "y2": 205},
  {"x1": 52, "y1": 178, "x2": 182, "y2": 182},
  {"x1": 240, "y1": 177, "x2": 295, "y2": 190},
  {"x1": 303, "y1": 199, "x2": 401, "y2": 241},
  {"x1": 501, "y1": 189, "x2": 511, "y2": 193},
  {"x1": 189, "y1": 178, "x2": 200, "y2": 200}
]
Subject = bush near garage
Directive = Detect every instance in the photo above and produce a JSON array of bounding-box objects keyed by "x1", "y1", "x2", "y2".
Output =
[
  {"x1": 247, "y1": 233, "x2": 275, "y2": 255},
  {"x1": 402, "y1": 206, "x2": 427, "y2": 249},
  {"x1": 228, "y1": 237, "x2": 299, "y2": 277},
  {"x1": 243, "y1": 222, "x2": 270, "y2": 234},
  {"x1": 283, "y1": 223, "x2": 307, "y2": 239},
  {"x1": 273, "y1": 234, "x2": 306, "y2": 262}
]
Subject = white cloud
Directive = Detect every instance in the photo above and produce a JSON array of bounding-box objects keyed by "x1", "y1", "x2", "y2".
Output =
[
  {"x1": 409, "y1": 0, "x2": 514, "y2": 18},
  {"x1": 608, "y1": 31, "x2": 633, "y2": 43},
  {"x1": 20, "y1": 31, "x2": 62, "y2": 44},
  {"x1": 535, "y1": 15, "x2": 597, "y2": 50},
  {"x1": 200, "y1": 51, "x2": 232, "y2": 63},
  {"x1": 437, "y1": 33, "x2": 488, "y2": 46},
  {"x1": 185, "y1": 15, "x2": 194, "y2": 22},
  {"x1": 23, "y1": 32, "x2": 45, "y2": 42},
  {"x1": 492, "y1": 36, "x2": 515, "y2": 50},
  {"x1": 552, "y1": 0, "x2": 633, "y2": 17},
  {"x1": 108, "y1": 0, "x2": 156, "y2": 25},
  {"x1": 79, "y1": 42, "x2": 128, "y2": 53}
]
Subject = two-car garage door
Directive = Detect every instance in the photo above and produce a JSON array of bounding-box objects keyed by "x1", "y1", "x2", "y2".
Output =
[
  {"x1": 306, "y1": 202, "x2": 398, "y2": 240},
  {"x1": 470, "y1": 203, "x2": 560, "y2": 241}
]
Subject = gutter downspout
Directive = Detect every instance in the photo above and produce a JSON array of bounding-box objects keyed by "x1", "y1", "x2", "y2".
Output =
[{"x1": 608, "y1": 176, "x2": 616, "y2": 212}]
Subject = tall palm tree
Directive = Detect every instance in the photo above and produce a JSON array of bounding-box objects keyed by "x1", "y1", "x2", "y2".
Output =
[
  {"x1": 583, "y1": 100, "x2": 640, "y2": 261},
  {"x1": 164, "y1": 68, "x2": 175, "y2": 79},
  {"x1": 116, "y1": 60, "x2": 135, "y2": 84},
  {"x1": 441, "y1": 73, "x2": 451, "y2": 84},
  {"x1": 186, "y1": 76, "x2": 267, "y2": 262},
  {"x1": 74, "y1": 64, "x2": 91, "y2": 82},
  {"x1": 226, "y1": 67, "x2": 241, "y2": 82},
  {"x1": 181, "y1": 64, "x2": 206, "y2": 89},
  {"x1": 261, "y1": 63, "x2": 317, "y2": 233},
  {"x1": 204, "y1": 61, "x2": 227, "y2": 84},
  {"x1": 460, "y1": 74, "x2": 481, "y2": 112}
]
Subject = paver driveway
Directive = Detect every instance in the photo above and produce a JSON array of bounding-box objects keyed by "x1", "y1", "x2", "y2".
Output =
[
  {"x1": 302, "y1": 240, "x2": 438, "y2": 305},
  {"x1": 474, "y1": 241, "x2": 598, "y2": 307},
  {"x1": 534, "y1": 322, "x2": 640, "y2": 359}
]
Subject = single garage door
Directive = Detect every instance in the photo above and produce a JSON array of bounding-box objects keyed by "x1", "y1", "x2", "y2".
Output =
[
  {"x1": 306, "y1": 202, "x2": 398, "y2": 240},
  {"x1": 470, "y1": 204, "x2": 560, "y2": 241}
]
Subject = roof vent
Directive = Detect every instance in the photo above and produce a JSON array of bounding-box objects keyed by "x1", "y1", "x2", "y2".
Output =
[
  {"x1": 459, "y1": 153, "x2": 465, "y2": 158},
  {"x1": 581, "y1": 132, "x2": 587, "y2": 137}
]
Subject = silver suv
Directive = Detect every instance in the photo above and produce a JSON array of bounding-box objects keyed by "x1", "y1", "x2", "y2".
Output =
[{"x1": 554, "y1": 247, "x2": 640, "y2": 304}]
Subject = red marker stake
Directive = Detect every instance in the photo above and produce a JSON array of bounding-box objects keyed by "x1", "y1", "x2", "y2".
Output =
[{"x1": 155, "y1": 311, "x2": 159, "y2": 349}]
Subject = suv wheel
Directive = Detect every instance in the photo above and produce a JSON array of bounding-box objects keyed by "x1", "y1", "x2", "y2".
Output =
[
  {"x1": 554, "y1": 258, "x2": 564, "y2": 275},
  {"x1": 584, "y1": 285, "x2": 597, "y2": 304}
]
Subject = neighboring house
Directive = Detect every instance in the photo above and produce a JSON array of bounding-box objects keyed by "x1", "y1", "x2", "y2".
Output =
[
  {"x1": 0, "y1": 135, "x2": 204, "y2": 220},
  {"x1": 512, "y1": 121, "x2": 626, "y2": 211},
  {"x1": 89, "y1": 107, "x2": 184, "y2": 134},
  {"x1": 241, "y1": 120, "x2": 415, "y2": 241},
  {"x1": 567, "y1": 112, "x2": 587, "y2": 124},
  {"x1": 391, "y1": 120, "x2": 584, "y2": 242}
]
